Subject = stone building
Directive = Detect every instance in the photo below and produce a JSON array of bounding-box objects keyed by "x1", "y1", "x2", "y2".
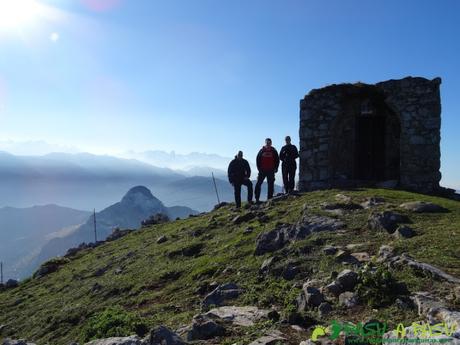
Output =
[{"x1": 298, "y1": 77, "x2": 442, "y2": 193}]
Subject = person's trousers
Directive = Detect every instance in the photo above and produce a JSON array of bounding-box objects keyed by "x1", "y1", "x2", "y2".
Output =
[
  {"x1": 255, "y1": 171, "x2": 275, "y2": 201},
  {"x1": 233, "y1": 179, "x2": 253, "y2": 208},
  {"x1": 282, "y1": 163, "x2": 296, "y2": 193}
]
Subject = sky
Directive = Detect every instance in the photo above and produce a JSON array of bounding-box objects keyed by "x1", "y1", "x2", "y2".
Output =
[{"x1": 0, "y1": 0, "x2": 459, "y2": 188}]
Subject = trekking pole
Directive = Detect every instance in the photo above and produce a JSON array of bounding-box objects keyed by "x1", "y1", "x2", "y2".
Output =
[
  {"x1": 93, "y1": 208, "x2": 97, "y2": 243},
  {"x1": 0, "y1": 261, "x2": 3, "y2": 284},
  {"x1": 211, "y1": 172, "x2": 221, "y2": 204}
]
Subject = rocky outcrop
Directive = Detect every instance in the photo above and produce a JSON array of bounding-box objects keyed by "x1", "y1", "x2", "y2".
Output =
[
  {"x1": 148, "y1": 326, "x2": 187, "y2": 345},
  {"x1": 248, "y1": 330, "x2": 287, "y2": 345},
  {"x1": 84, "y1": 336, "x2": 143, "y2": 345},
  {"x1": 368, "y1": 211, "x2": 409, "y2": 233},
  {"x1": 200, "y1": 306, "x2": 278, "y2": 327},
  {"x1": 255, "y1": 214, "x2": 344, "y2": 255},
  {"x1": 202, "y1": 283, "x2": 243, "y2": 308},
  {"x1": 400, "y1": 201, "x2": 447, "y2": 213}
]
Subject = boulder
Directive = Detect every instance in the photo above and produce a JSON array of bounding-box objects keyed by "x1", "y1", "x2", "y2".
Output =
[
  {"x1": 202, "y1": 283, "x2": 243, "y2": 308},
  {"x1": 339, "y1": 292, "x2": 359, "y2": 307},
  {"x1": 255, "y1": 214, "x2": 344, "y2": 255},
  {"x1": 368, "y1": 211, "x2": 409, "y2": 233},
  {"x1": 146, "y1": 326, "x2": 186, "y2": 345},
  {"x1": 187, "y1": 315, "x2": 225, "y2": 340},
  {"x1": 325, "y1": 282, "x2": 342, "y2": 297},
  {"x1": 350, "y1": 252, "x2": 371, "y2": 263},
  {"x1": 156, "y1": 235, "x2": 168, "y2": 244},
  {"x1": 318, "y1": 302, "x2": 333, "y2": 317},
  {"x1": 323, "y1": 245, "x2": 338, "y2": 255},
  {"x1": 84, "y1": 336, "x2": 142, "y2": 345},
  {"x1": 336, "y1": 269, "x2": 358, "y2": 292},
  {"x1": 297, "y1": 286, "x2": 324, "y2": 311},
  {"x1": 361, "y1": 197, "x2": 385, "y2": 209},
  {"x1": 377, "y1": 245, "x2": 394, "y2": 262},
  {"x1": 400, "y1": 201, "x2": 447, "y2": 213},
  {"x1": 201, "y1": 306, "x2": 278, "y2": 327},
  {"x1": 248, "y1": 330, "x2": 287, "y2": 345},
  {"x1": 2, "y1": 340, "x2": 36, "y2": 345},
  {"x1": 393, "y1": 225, "x2": 415, "y2": 239}
]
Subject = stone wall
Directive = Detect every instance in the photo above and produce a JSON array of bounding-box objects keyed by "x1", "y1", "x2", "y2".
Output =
[{"x1": 298, "y1": 77, "x2": 442, "y2": 193}]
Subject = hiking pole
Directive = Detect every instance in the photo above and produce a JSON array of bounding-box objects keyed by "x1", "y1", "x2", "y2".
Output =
[
  {"x1": 0, "y1": 261, "x2": 3, "y2": 284},
  {"x1": 212, "y1": 172, "x2": 221, "y2": 204}
]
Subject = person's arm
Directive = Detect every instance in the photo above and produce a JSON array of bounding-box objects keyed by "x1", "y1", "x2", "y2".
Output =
[
  {"x1": 279, "y1": 146, "x2": 286, "y2": 162},
  {"x1": 274, "y1": 149, "x2": 280, "y2": 172},
  {"x1": 245, "y1": 160, "x2": 251, "y2": 179},
  {"x1": 293, "y1": 145, "x2": 299, "y2": 159},
  {"x1": 227, "y1": 161, "x2": 234, "y2": 184},
  {"x1": 256, "y1": 149, "x2": 262, "y2": 171}
]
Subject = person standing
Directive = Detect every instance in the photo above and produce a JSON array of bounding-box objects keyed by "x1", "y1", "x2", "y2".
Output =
[
  {"x1": 280, "y1": 135, "x2": 299, "y2": 193},
  {"x1": 255, "y1": 138, "x2": 279, "y2": 202},
  {"x1": 227, "y1": 151, "x2": 253, "y2": 208}
]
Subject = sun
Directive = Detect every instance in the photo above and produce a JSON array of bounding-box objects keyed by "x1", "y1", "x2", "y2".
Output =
[{"x1": 0, "y1": 0, "x2": 42, "y2": 31}]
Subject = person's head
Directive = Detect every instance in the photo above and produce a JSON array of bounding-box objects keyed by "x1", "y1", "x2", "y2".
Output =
[
  {"x1": 237, "y1": 151, "x2": 243, "y2": 159},
  {"x1": 285, "y1": 135, "x2": 291, "y2": 144},
  {"x1": 265, "y1": 138, "x2": 272, "y2": 147}
]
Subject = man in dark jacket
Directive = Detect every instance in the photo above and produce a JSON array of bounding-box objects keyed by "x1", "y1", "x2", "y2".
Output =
[
  {"x1": 255, "y1": 138, "x2": 279, "y2": 202},
  {"x1": 227, "y1": 151, "x2": 253, "y2": 208},
  {"x1": 280, "y1": 135, "x2": 299, "y2": 193}
]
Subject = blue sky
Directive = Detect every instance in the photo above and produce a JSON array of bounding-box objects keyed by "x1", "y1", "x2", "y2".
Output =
[{"x1": 0, "y1": 0, "x2": 459, "y2": 188}]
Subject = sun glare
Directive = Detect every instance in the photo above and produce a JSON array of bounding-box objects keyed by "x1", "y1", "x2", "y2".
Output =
[{"x1": 0, "y1": 0, "x2": 42, "y2": 31}]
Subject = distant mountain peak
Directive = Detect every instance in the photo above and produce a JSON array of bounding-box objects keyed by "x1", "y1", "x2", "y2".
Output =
[{"x1": 120, "y1": 186, "x2": 163, "y2": 211}]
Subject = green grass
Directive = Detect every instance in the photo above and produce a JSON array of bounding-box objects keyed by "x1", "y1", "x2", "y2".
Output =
[{"x1": 0, "y1": 188, "x2": 459, "y2": 344}]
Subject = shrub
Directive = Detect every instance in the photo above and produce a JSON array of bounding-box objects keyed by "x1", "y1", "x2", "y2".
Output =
[{"x1": 81, "y1": 306, "x2": 149, "y2": 342}]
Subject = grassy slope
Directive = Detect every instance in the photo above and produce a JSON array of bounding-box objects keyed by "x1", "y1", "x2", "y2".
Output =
[{"x1": 0, "y1": 188, "x2": 459, "y2": 344}]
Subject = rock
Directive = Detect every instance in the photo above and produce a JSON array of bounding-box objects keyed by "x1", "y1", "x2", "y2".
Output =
[
  {"x1": 150, "y1": 326, "x2": 186, "y2": 345},
  {"x1": 336, "y1": 269, "x2": 358, "y2": 291},
  {"x1": 318, "y1": 302, "x2": 333, "y2": 317},
  {"x1": 304, "y1": 286, "x2": 324, "y2": 307},
  {"x1": 202, "y1": 283, "x2": 243, "y2": 308},
  {"x1": 350, "y1": 252, "x2": 371, "y2": 263},
  {"x1": 243, "y1": 226, "x2": 254, "y2": 234},
  {"x1": 388, "y1": 254, "x2": 460, "y2": 284},
  {"x1": 33, "y1": 257, "x2": 70, "y2": 279},
  {"x1": 255, "y1": 214, "x2": 344, "y2": 255},
  {"x1": 84, "y1": 336, "x2": 142, "y2": 345},
  {"x1": 202, "y1": 306, "x2": 278, "y2": 327},
  {"x1": 323, "y1": 245, "x2": 338, "y2": 255},
  {"x1": 156, "y1": 235, "x2": 167, "y2": 244},
  {"x1": 2, "y1": 340, "x2": 36, "y2": 345},
  {"x1": 394, "y1": 225, "x2": 415, "y2": 239},
  {"x1": 281, "y1": 262, "x2": 299, "y2": 280},
  {"x1": 377, "y1": 245, "x2": 394, "y2": 262},
  {"x1": 141, "y1": 213, "x2": 170, "y2": 227},
  {"x1": 297, "y1": 286, "x2": 324, "y2": 310},
  {"x1": 400, "y1": 201, "x2": 447, "y2": 213},
  {"x1": 0, "y1": 324, "x2": 6, "y2": 332},
  {"x1": 335, "y1": 194, "x2": 352, "y2": 203},
  {"x1": 361, "y1": 197, "x2": 385, "y2": 208},
  {"x1": 232, "y1": 212, "x2": 256, "y2": 224},
  {"x1": 325, "y1": 282, "x2": 342, "y2": 297},
  {"x1": 260, "y1": 256, "x2": 278, "y2": 274},
  {"x1": 339, "y1": 292, "x2": 359, "y2": 307},
  {"x1": 248, "y1": 330, "x2": 287, "y2": 345},
  {"x1": 254, "y1": 225, "x2": 289, "y2": 255},
  {"x1": 187, "y1": 315, "x2": 225, "y2": 340},
  {"x1": 106, "y1": 228, "x2": 133, "y2": 242},
  {"x1": 91, "y1": 282, "x2": 103, "y2": 293},
  {"x1": 368, "y1": 211, "x2": 409, "y2": 233},
  {"x1": 5, "y1": 279, "x2": 19, "y2": 289}
]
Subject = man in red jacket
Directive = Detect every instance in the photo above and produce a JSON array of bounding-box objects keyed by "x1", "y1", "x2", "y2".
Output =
[{"x1": 255, "y1": 138, "x2": 280, "y2": 202}]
